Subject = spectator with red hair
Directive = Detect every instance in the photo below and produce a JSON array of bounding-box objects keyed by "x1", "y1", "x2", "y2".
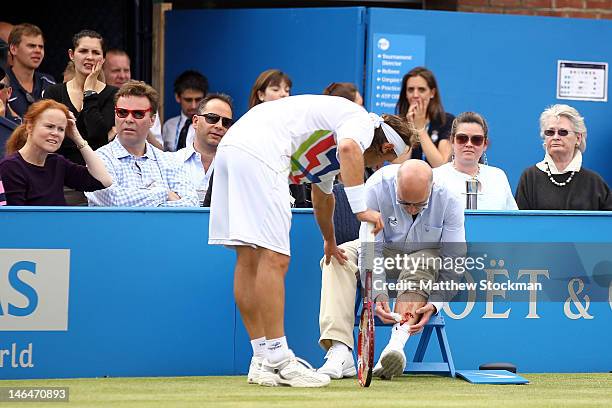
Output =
[{"x1": 0, "y1": 99, "x2": 112, "y2": 205}]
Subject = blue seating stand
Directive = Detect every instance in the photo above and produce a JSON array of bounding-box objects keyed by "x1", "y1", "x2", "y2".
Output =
[{"x1": 402, "y1": 313, "x2": 456, "y2": 377}]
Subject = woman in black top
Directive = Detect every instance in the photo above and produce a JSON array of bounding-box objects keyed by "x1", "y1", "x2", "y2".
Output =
[
  {"x1": 395, "y1": 67, "x2": 454, "y2": 168},
  {"x1": 515, "y1": 104, "x2": 612, "y2": 210},
  {"x1": 44, "y1": 30, "x2": 117, "y2": 165}
]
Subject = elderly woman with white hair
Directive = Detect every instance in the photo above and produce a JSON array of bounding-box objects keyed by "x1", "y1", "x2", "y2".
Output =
[{"x1": 515, "y1": 104, "x2": 612, "y2": 210}]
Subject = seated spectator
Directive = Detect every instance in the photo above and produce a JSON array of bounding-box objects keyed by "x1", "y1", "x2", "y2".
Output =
[
  {"x1": 433, "y1": 112, "x2": 517, "y2": 210},
  {"x1": 396, "y1": 67, "x2": 454, "y2": 167},
  {"x1": 86, "y1": 80, "x2": 198, "y2": 207},
  {"x1": 162, "y1": 70, "x2": 208, "y2": 152},
  {"x1": 248, "y1": 69, "x2": 291, "y2": 109},
  {"x1": 45, "y1": 29, "x2": 117, "y2": 165},
  {"x1": 318, "y1": 160, "x2": 465, "y2": 380},
  {"x1": 102, "y1": 49, "x2": 131, "y2": 89},
  {"x1": 0, "y1": 99, "x2": 112, "y2": 205},
  {"x1": 1, "y1": 66, "x2": 20, "y2": 157},
  {"x1": 45, "y1": 29, "x2": 117, "y2": 205},
  {"x1": 173, "y1": 93, "x2": 232, "y2": 206},
  {"x1": 515, "y1": 104, "x2": 612, "y2": 210},
  {"x1": 6, "y1": 23, "x2": 55, "y2": 118},
  {"x1": 322, "y1": 82, "x2": 363, "y2": 106},
  {"x1": 62, "y1": 61, "x2": 75, "y2": 83},
  {"x1": 103, "y1": 48, "x2": 163, "y2": 150}
]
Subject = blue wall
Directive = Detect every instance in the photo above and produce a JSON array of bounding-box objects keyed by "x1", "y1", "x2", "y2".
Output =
[
  {"x1": 365, "y1": 8, "x2": 612, "y2": 190},
  {"x1": 165, "y1": 8, "x2": 612, "y2": 190},
  {"x1": 1, "y1": 208, "x2": 611, "y2": 379},
  {"x1": 164, "y1": 7, "x2": 366, "y2": 119}
]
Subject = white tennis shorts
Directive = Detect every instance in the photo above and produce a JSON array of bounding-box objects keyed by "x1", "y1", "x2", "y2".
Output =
[{"x1": 208, "y1": 145, "x2": 292, "y2": 256}]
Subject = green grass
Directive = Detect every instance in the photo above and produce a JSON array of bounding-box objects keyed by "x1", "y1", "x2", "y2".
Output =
[{"x1": 1, "y1": 374, "x2": 611, "y2": 407}]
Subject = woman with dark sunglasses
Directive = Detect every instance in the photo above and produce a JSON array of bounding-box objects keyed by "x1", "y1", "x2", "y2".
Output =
[
  {"x1": 515, "y1": 104, "x2": 611, "y2": 210},
  {"x1": 433, "y1": 112, "x2": 517, "y2": 210}
]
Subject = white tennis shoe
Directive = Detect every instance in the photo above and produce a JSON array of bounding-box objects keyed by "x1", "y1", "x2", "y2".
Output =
[
  {"x1": 247, "y1": 355, "x2": 264, "y2": 384},
  {"x1": 258, "y1": 352, "x2": 331, "y2": 387},
  {"x1": 317, "y1": 347, "x2": 357, "y2": 379},
  {"x1": 372, "y1": 348, "x2": 406, "y2": 380}
]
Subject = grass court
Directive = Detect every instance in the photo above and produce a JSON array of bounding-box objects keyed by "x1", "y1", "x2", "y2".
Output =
[{"x1": 1, "y1": 373, "x2": 611, "y2": 407}]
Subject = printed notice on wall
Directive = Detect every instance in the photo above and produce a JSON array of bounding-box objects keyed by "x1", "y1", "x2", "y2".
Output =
[
  {"x1": 369, "y1": 34, "x2": 425, "y2": 115},
  {"x1": 557, "y1": 60, "x2": 608, "y2": 102}
]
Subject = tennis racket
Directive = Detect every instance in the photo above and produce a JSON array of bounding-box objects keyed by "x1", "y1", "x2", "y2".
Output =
[{"x1": 357, "y1": 222, "x2": 375, "y2": 387}]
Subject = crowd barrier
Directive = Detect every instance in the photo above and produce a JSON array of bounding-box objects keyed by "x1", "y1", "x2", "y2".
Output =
[{"x1": 1, "y1": 208, "x2": 611, "y2": 379}]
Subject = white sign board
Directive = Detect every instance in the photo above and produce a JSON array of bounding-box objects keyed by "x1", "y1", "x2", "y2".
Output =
[
  {"x1": 0, "y1": 249, "x2": 70, "y2": 331},
  {"x1": 557, "y1": 60, "x2": 608, "y2": 102}
]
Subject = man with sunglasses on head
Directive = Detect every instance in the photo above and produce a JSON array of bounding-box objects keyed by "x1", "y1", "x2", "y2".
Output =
[
  {"x1": 172, "y1": 93, "x2": 233, "y2": 206},
  {"x1": 318, "y1": 159, "x2": 466, "y2": 381},
  {"x1": 86, "y1": 80, "x2": 198, "y2": 207}
]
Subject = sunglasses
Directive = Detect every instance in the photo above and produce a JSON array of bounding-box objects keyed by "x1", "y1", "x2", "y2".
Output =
[
  {"x1": 543, "y1": 128, "x2": 574, "y2": 137},
  {"x1": 396, "y1": 187, "x2": 431, "y2": 210},
  {"x1": 115, "y1": 107, "x2": 153, "y2": 119},
  {"x1": 0, "y1": 83, "x2": 10, "y2": 91},
  {"x1": 455, "y1": 133, "x2": 486, "y2": 146},
  {"x1": 197, "y1": 112, "x2": 232, "y2": 129},
  {"x1": 397, "y1": 198, "x2": 428, "y2": 209}
]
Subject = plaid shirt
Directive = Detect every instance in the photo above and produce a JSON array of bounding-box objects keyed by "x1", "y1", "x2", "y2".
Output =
[{"x1": 86, "y1": 138, "x2": 198, "y2": 207}]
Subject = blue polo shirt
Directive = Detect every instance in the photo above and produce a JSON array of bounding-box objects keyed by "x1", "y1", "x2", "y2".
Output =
[
  {"x1": 0, "y1": 115, "x2": 18, "y2": 157},
  {"x1": 6, "y1": 67, "x2": 55, "y2": 118}
]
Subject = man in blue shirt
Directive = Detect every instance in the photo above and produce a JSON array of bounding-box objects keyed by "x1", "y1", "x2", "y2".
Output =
[
  {"x1": 85, "y1": 81, "x2": 198, "y2": 207},
  {"x1": 6, "y1": 24, "x2": 55, "y2": 118},
  {"x1": 172, "y1": 93, "x2": 233, "y2": 206},
  {"x1": 318, "y1": 160, "x2": 466, "y2": 380}
]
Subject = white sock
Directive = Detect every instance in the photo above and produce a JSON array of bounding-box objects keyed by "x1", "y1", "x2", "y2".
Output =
[
  {"x1": 329, "y1": 340, "x2": 350, "y2": 354},
  {"x1": 266, "y1": 336, "x2": 290, "y2": 364},
  {"x1": 251, "y1": 336, "x2": 267, "y2": 358},
  {"x1": 387, "y1": 322, "x2": 410, "y2": 351}
]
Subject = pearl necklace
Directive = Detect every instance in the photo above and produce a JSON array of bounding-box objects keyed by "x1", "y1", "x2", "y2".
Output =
[{"x1": 545, "y1": 162, "x2": 575, "y2": 187}]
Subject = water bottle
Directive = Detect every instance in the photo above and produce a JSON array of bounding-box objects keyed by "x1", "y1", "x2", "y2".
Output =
[{"x1": 466, "y1": 178, "x2": 479, "y2": 209}]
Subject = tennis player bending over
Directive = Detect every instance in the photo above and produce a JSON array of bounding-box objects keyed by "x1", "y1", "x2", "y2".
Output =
[
  {"x1": 318, "y1": 160, "x2": 466, "y2": 380},
  {"x1": 209, "y1": 95, "x2": 415, "y2": 387}
]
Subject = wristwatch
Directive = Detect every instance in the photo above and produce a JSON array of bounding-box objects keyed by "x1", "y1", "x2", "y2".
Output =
[{"x1": 83, "y1": 90, "x2": 98, "y2": 98}]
